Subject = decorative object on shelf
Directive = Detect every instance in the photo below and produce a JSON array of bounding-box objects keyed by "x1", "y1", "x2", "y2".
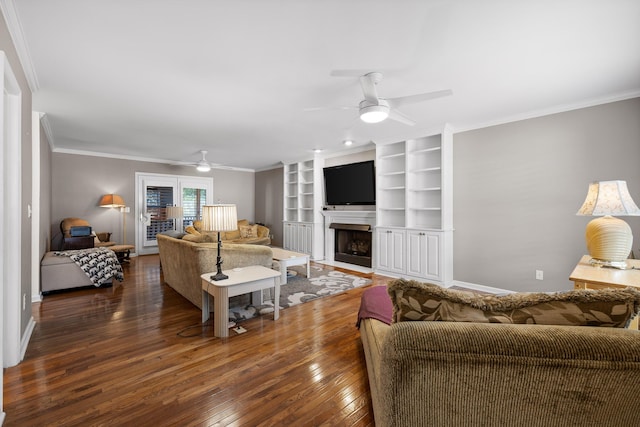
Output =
[
  {"x1": 202, "y1": 204, "x2": 238, "y2": 281},
  {"x1": 100, "y1": 193, "x2": 128, "y2": 244},
  {"x1": 577, "y1": 180, "x2": 640, "y2": 269},
  {"x1": 166, "y1": 205, "x2": 183, "y2": 231}
]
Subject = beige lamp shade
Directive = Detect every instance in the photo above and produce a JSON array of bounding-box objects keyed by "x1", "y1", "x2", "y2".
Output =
[
  {"x1": 99, "y1": 193, "x2": 125, "y2": 208},
  {"x1": 202, "y1": 204, "x2": 238, "y2": 232},
  {"x1": 577, "y1": 181, "x2": 640, "y2": 265},
  {"x1": 166, "y1": 206, "x2": 183, "y2": 219}
]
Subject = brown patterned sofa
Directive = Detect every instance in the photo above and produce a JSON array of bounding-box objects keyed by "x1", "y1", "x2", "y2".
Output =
[{"x1": 358, "y1": 279, "x2": 640, "y2": 426}]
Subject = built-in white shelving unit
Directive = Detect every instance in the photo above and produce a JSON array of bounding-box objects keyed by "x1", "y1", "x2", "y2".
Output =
[
  {"x1": 283, "y1": 157, "x2": 324, "y2": 259},
  {"x1": 374, "y1": 125, "x2": 453, "y2": 284}
]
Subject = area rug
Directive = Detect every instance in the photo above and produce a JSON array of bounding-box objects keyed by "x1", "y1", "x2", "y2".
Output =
[{"x1": 228, "y1": 264, "x2": 371, "y2": 322}]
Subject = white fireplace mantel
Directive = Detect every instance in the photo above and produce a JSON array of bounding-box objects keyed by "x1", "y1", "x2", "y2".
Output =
[{"x1": 321, "y1": 210, "x2": 376, "y2": 263}]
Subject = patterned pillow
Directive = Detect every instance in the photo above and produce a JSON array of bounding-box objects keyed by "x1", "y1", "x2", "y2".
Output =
[
  {"x1": 387, "y1": 279, "x2": 640, "y2": 328},
  {"x1": 239, "y1": 224, "x2": 258, "y2": 239}
]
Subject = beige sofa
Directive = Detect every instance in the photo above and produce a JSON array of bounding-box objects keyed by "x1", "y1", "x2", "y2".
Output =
[
  {"x1": 188, "y1": 219, "x2": 271, "y2": 245},
  {"x1": 359, "y1": 281, "x2": 640, "y2": 427},
  {"x1": 156, "y1": 233, "x2": 273, "y2": 309}
]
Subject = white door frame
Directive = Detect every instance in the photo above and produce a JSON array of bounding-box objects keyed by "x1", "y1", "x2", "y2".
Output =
[
  {"x1": 1, "y1": 50, "x2": 23, "y2": 423},
  {"x1": 135, "y1": 172, "x2": 213, "y2": 255}
]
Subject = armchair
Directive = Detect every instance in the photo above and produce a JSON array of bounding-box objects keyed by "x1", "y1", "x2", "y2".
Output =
[{"x1": 60, "y1": 217, "x2": 116, "y2": 250}]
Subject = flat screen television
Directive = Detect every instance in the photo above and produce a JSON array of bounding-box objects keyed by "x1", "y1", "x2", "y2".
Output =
[{"x1": 323, "y1": 160, "x2": 376, "y2": 206}]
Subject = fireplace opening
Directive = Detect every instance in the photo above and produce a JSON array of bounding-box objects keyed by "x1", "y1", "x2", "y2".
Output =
[{"x1": 329, "y1": 223, "x2": 372, "y2": 268}]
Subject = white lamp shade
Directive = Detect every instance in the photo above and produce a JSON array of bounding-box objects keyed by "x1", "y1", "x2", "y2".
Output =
[
  {"x1": 166, "y1": 206, "x2": 183, "y2": 219},
  {"x1": 202, "y1": 204, "x2": 238, "y2": 232},
  {"x1": 576, "y1": 181, "x2": 640, "y2": 216}
]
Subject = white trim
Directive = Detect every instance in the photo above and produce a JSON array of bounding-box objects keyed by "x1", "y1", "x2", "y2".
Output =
[
  {"x1": 452, "y1": 91, "x2": 640, "y2": 134},
  {"x1": 2, "y1": 51, "x2": 23, "y2": 370},
  {"x1": 449, "y1": 280, "x2": 515, "y2": 295},
  {"x1": 31, "y1": 112, "x2": 41, "y2": 304},
  {"x1": 40, "y1": 113, "x2": 56, "y2": 151},
  {"x1": 53, "y1": 147, "x2": 255, "y2": 172},
  {"x1": 20, "y1": 316, "x2": 35, "y2": 361},
  {"x1": 0, "y1": 0, "x2": 39, "y2": 92}
]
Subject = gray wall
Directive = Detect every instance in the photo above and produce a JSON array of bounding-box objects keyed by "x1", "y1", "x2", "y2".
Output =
[
  {"x1": 255, "y1": 167, "x2": 284, "y2": 247},
  {"x1": 453, "y1": 97, "x2": 640, "y2": 292},
  {"x1": 51, "y1": 153, "x2": 256, "y2": 249}
]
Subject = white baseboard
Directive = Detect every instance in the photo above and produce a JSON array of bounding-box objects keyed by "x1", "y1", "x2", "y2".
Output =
[
  {"x1": 1, "y1": 411, "x2": 6, "y2": 425},
  {"x1": 20, "y1": 316, "x2": 36, "y2": 362},
  {"x1": 450, "y1": 280, "x2": 515, "y2": 295},
  {"x1": 31, "y1": 292, "x2": 42, "y2": 303}
]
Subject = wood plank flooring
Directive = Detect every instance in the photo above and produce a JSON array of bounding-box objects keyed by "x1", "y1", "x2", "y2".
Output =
[{"x1": 3, "y1": 254, "x2": 392, "y2": 426}]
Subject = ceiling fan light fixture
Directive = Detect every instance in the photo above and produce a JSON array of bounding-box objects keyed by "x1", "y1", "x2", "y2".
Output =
[
  {"x1": 196, "y1": 161, "x2": 211, "y2": 172},
  {"x1": 359, "y1": 100, "x2": 390, "y2": 123}
]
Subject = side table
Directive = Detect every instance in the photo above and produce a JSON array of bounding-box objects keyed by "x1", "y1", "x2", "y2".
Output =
[
  {"x1": 570, "y1": 255, "x2": 640, "y2": 329},
  {"x1": 201, "y1": 265, "x2": 281, "y2": 338}
]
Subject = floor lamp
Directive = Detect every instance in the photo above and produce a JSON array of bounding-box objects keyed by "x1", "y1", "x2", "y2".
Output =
[
  {"x1": 99, "y1": 193, "x2": 126, "y2": 243},
  {"x1": 202, "y1": 204, "x2": 238, "y2": 281}
]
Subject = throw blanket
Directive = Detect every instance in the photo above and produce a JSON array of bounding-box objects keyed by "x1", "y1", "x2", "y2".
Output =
[
  {"x1": 55, "y1": 248, "x2": 124, "y2": 286},
  {"x1": 356, "y1": 285, "x2": 393, "y2": 328}
]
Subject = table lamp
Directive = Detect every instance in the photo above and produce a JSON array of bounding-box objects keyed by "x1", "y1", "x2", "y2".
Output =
[
  {"x1": 576, "y1": 180, "x2": 640, "y2": 269},
  {"x1": 166, "y1": 205, "x2": 183, "y2": 231},
  {"x1": 202, "y1": 204, "x2": 238, "y2": 280}
]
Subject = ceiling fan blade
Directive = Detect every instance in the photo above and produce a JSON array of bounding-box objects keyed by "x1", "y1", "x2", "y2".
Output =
[
  {"x1": 387, "y1": 89, "x2": 453, "y2": 108},
  {"x1": 388, "y1": 109, "x2": 416, "y2": 126},
  {"x1": 303, "y1": 106, "x2": 355, "y2": 112},
  {"x1": 359, "y1": 73, "x2": 381, "y2": 103}
]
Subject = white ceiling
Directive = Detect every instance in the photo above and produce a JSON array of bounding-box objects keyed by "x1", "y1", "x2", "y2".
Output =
[{"x1": 7, "y1": 0, "x2": 640, "y2": 171}]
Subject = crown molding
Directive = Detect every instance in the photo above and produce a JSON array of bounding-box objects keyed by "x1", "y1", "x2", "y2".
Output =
[
  {"x1": 52, "y1": 147, "x2": 255, "y2": 172},
  {"x1": 0, "y1": 0, "x2": 39, "y2": 92},
  {"x1": 452, "y1": 90, "x2": 640, "y2": 134},
  {"x1": 38, "y1": 113, "x2": 56, "y2": 151}
]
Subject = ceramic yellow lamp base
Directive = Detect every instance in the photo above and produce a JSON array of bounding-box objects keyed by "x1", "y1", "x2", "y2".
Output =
[{"x1": 585, "y1": 216, "x2": 632, "y2": 267}]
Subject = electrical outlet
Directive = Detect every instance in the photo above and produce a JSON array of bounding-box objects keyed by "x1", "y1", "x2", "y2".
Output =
[{"x1": 535, "y1": 270, "x2": 544, "y2": 280}]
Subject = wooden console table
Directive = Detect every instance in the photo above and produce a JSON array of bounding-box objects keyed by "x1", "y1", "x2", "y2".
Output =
[{"x1": 570, "y1": 255, "x2": 640, "y2": 329}]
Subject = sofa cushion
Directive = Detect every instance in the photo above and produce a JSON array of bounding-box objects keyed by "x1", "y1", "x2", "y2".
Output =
[
  {"x1": 239, "y1": 224, "x2": 258, "y2": 239},
  {"x1": 182, "y1": 233, "x2": 216, "y2": 243},
  {"x1": 185, "y1": 225, "x2": 200, "y2": 235},
  {"x1": 387, "y1": 279, "x2": 640, "y2": 328}
]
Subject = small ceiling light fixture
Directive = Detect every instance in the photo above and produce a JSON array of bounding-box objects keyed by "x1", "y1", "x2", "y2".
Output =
[
  {"x1": 359, "y1": 99, "x2": 390, "y2": 123},
  {"x1": 343, "y1": 140, "x2": 353, "y2": 146},
  {"x1": 196, "y1": 150, "x2": 211, "y2": 172},
  {"x1": 313, "y1": 148, "x2": 323, "y2": 153}
]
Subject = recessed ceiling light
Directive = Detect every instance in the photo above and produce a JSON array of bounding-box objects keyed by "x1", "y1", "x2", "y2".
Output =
[
  {"x1": 313, "y1": 148, "x2": 323, "y2": 153},
  {"x1": 343, "y1": 140, "x2": 353, "y2": 146}
]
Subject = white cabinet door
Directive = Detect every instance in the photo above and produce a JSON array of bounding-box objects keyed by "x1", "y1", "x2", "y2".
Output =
[
  {"x1": 299, "y1": 223, "x2": 313, "y2": 255},
  {"x1": 406, "y1": 230, "x2": 442, "y2": 281},
  {"x1": 376, "y1": 228, "x2": 405, "y2": 275},
  {"x1": 283, "y1": 222, "x2": 296, "y2": 251}
]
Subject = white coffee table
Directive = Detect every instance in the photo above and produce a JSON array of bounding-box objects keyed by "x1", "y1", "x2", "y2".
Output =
[
  {"x1": 271, "y1": 247, "x2": 311, "y2": 285},
  {"x1": 201, "y1": 265, "x2": 281, "y2": 338}
]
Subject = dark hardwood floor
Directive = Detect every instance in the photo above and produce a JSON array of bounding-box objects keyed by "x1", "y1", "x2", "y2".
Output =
[{"x1": 3, "y1": 254, "x2": 392, "y2": 426}]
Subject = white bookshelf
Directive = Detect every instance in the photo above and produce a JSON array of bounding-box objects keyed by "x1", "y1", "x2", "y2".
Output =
[{"x1": 374, "y1": 125, "x2": 453, "y2": 284}]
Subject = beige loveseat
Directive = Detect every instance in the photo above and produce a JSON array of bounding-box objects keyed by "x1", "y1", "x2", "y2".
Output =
[
  {"x1": 187, "y1": 219, "x2": 271, "y2": 245},
  {"x1": 358, "y1": 280, "x2": 640, "y2": 427},
  {"x1": 156, "y1": 233, "x2": 273, "y2": 309}
]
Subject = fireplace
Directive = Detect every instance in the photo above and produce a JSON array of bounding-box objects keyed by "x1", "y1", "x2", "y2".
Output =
[{"x1": 329, "y1": 223, "x2": 372, "y2": 268}]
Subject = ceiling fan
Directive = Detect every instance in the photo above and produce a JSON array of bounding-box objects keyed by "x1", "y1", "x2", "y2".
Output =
[
  {"x1": 306, "y1": 71, "x2": 452, "y2": 126},
  {"x1": 194, "y1": 150, "x2": 214, "y2": 172}
]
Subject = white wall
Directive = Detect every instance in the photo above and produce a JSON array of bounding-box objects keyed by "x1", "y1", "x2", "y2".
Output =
[{"x1": 453, "y1": 98, "x2": 640, "y2": 292}]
